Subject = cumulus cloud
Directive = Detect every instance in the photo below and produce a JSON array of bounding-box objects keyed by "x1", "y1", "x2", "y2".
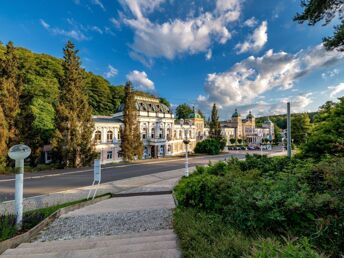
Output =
[
  {"x1": 120, "y1": 0, "x2": 241, "y2": 63},
  {"x1": 235, "y1": 21, "x2": 268, "y2": 54},
  {"x1": 329, "y1": 82, "x2": 344, "y2": 98},
  {"x1": 126, "y1": 70, "x2": 155, "y2": 90},
  {"x1": 40, "y1": 19, "x2": 88, "y2": 41},
  {"x1": 198, "y1": 44, "x2": 344, "y2": 110},
  {"x1": 243, "y1": 17, "x2": 257, "y2": 27},
  {"x1": 105, "y1": 65, "x2": 118, "y2": 78}
]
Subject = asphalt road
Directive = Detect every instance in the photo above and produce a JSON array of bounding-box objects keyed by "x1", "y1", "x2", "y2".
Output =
[{"x1": 0, "y1": 153, "x2": 248, "y2": 202}]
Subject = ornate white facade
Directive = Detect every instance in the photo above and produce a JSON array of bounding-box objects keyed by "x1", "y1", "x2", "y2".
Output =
[{"x1": 93, "y1": 96, "x2": 203, "y2": 163}]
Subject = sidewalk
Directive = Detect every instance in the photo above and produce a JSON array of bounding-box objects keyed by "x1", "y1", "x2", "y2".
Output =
[{"x1": 0, "y1": 167, "x2": 190, "y2": 215}]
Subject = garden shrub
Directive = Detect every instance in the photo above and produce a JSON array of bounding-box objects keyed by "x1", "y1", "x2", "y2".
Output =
[
  {"x1": 174, "y1": 155, "x2": 344, "y2": 256},
  {"x1": 194, "y1": 138, "x2": 225, "y2": 155}
]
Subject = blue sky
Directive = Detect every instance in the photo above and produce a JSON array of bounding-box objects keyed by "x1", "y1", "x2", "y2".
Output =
[{"x1": 1, "y1": 0, "x2": 344, "y2": 118}]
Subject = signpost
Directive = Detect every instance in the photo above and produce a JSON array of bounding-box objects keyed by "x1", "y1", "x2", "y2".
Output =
[
  {"x1": 87, "y1": 159, "x2": 101, "y2": 200},
  {"x1": 8, "y1": 144, "x2": 31, "y2": 229}
]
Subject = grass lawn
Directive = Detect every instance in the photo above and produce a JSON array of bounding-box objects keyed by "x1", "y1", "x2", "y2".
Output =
[
  {"x1": 173, "y1": 207, "x2": 324, "y2": 258},
  {"x1": 0, "y1": 195, "x2": 109, "y2": 242}
]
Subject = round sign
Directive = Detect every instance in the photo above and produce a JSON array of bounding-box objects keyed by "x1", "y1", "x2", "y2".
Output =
[{"x1": 8, "y1": 144, "x2": 31, "y2": 160}]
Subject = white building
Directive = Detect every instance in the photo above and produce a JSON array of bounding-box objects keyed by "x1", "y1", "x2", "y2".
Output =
[{"x1": 93, "y1": 96, "x2": 204, "y2": 164}]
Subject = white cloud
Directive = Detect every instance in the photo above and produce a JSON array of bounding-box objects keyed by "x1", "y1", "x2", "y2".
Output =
[
  {"x1": 40, "y1": 19, "x2": 88, "y2": 41},
  {"x1": 329, "y1": 82, "x2": 344, "y2": 98},
  {"x1": 126, "y1": 70, "x2": 155, "y2": 90},
  {"x1": 321, "y1": 68, "x2": 339, "y2": 79},
  {"x1": 40, "y1": 19, "x2": 50, "y2": 29},
  {"x1": 206, "y1": 49, "x2": 212, "y2": 60},
  {"x1": 105, "y1": 65, "x2": 118, "y2": 78},
  {"x1": 235, "y1": 21, "x2": 268, "y2": 54},
  {"x1": 198, "y1": 44, "x2": 344, "y2": 109},
  {"x1": 92, "y1": 0, "x2": 105, "y2": 11},
  {"x1": 110, "y1": 17, "x2": 121, "y2": 29},
  {"x1": 243, "y1": 17, "x2": 257, "y2": 27},
  {"x1": 120, "y1": 0, "x2": 241, "y2": 63}
]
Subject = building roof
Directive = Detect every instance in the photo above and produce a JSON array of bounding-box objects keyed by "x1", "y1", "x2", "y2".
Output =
[
  {"x1": 93, "y1": 116, "x2": 122, "y2": 123},
  {"x1": 246, "y1": 111, "x2": 254, "y2": 119},
  {"x1": 232, "y1": 108, "x2": 240, "y2": 118},
  {"x1": 117, "y1": 95, "x2": 172, "y2": 114}
]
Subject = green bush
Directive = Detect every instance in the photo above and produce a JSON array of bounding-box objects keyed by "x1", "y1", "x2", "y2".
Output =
[
  {"x1": 174, "y1": 155, "x2": 344, "y2": 256},
  {"x1": 194, "y1": 138, "x2": 224, "y2": 155}
]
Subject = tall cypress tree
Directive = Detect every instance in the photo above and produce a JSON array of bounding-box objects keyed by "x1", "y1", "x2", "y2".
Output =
[
  {"x1": 53, "y1": 41, "x2": 95, "y2": 167},
  {"x1": 0, "y1": 41, "x2": 21, "y2": 151},
  {"x1": 209, "y1": 103, "x2": 221, "y2": 139},
  {"x1": 120, "y1": 82, "x2": 143, "y2": 161}
]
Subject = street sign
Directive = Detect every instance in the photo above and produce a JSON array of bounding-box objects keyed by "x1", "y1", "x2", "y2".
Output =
[
  {"x1": 94, "y1": 159, "x2": 101, "y2": 182},
  {"x1": 88, "y1": 159, "x2": 101, "y2": 200}
]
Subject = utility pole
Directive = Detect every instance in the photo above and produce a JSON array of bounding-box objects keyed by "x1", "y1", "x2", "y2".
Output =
[{"x1": 287, "y1": 102, "x2": 292, "y2": 158}]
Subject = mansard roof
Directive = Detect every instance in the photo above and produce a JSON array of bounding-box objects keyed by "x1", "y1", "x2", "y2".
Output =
[
  {"x1": 117, "y1": 95, "x2": 172, "y2": 114},
  {"x1": 93, "y1": 116, "x2": 122, "y2": 124}
]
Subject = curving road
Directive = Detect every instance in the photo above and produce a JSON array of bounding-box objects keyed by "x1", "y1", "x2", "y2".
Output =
[{"x1": 0, "y1": 153, "x2": 249, "y2": 202}]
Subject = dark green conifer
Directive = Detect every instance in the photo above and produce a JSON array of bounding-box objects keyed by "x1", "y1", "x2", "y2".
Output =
[{"x1": 53, "y1": 41, "x2": 96, "y2": 167}]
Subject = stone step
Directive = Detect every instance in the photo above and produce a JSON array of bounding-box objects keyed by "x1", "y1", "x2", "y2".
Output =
[
  {"x1": 2, "y1": 240, "x2": 177, "y2": 257},
  {"x1": 10, "y1": 234, "x2": 176, "y2": 254},
  {"x1": 1, "y1": 248, "x2": 180, "y2": 258}
]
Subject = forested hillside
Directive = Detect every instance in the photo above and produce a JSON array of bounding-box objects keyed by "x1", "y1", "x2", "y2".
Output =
[{"x1": 0, "y1": 41, "x2": 163, "y2": 168}]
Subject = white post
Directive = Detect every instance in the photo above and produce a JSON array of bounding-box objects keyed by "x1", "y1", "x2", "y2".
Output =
[
  {"x1": 8, "y1": 144, "x2": 31, "y2": 230},
  {"x1": 287, "y1": 102, "x2": 292, "y2": 158},
  {"x1": 185, "y1": 142, "x2": 189, "y2": 177},
  {"x1": 15, "y1": 159, "x2": 24, "y2": 229}
]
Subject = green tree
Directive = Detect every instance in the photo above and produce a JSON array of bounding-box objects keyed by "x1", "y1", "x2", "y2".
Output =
[
  {"x1": 85, "y1": 74, "x2": 114, "y2": 115},
  {"x1": 209, "y1": 103, "x2": 222, "y2": 139},
  {"x1": 0, "y1": 106, "x2": 8, "y2": 168},
  {"x1": 176, "y1": 103, "x2": 193, "y2": 119},
  {"x1": 159, "y1": 97, "x2": 171, "y2": 108},
  {"x1": 120, "y1": 81, "x2": 144, "y2": 161},
  {"x1": 302, "y1": 97, "x2": 344, "y2": 157},
  {"x1": 291, "y1": 113, "x2": 312, "y2": 145},
  {"x1": 0, "y1": 41, "x2": 21, "y2": 149},
  {"x1": 294, "y1": 0, "x2": 344, "y2": 51},
  {"x1": 273, "y1": 124, "x2": 282, "y2": 144},
  {"x1": 53, "y1": 41, "x2": 96, "y2": 167}
]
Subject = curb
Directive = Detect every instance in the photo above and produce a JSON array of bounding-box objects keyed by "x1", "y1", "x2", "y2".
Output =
[{"x1": 0, "y1": 194, "x2": 111, "y2": 255}]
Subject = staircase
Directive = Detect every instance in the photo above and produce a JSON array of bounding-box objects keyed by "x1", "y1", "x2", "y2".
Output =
[{"x1": 0, "y1": 229, "x2": 180, "y2": 258}]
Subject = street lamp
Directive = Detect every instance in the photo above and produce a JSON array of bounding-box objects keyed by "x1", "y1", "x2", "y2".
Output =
[
  {"x1": 8, "y1": 144, "x2": 31, "y2": 229},
  {"x1": 180, "y1": 119, "x2": 192, "y2": 177}
]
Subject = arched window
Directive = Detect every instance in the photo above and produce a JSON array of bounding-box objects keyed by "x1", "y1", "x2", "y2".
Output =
[
  {"x1": 151, "y1": 128, "x2": 155, "y2": 139},
  {"x1": 142, "y1": 127, "x2": 147, "y2": 139},
  {"x1": 95, "y1": 131, "x2": 101, "y2": 143},
  {"x1": 117, "y1": 130, "x2": 121, "y2": 140},
  {"x1": 107, "y1": 131, "x2": 113, "y2": 143},
  {"x1": 159, "y1": 127, "x2": 163, "y2": 139}
]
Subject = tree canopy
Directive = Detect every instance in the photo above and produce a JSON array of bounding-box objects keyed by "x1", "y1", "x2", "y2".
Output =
[
  {"x1": 175, "y1": 103, "x2": 193, "y2": 119},
  {"x1": 294, "y1": 0, "x2": 344, "y2": 51}
]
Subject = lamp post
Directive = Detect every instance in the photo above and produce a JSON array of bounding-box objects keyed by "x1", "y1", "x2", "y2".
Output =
[
  {"x1": 180, "y1": 119, "x2": 191, "y2": 177},
  {"x1": 8, "y1": 144, "x2": 31, "y2": 229}
]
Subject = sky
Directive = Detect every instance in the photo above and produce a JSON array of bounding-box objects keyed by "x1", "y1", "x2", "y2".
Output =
[{"x1": 1, "y1": 0, "x2": 344, "y2": 119}]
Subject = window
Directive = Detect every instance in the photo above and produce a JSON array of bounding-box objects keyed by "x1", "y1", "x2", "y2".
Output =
[
  {"x1": 174, "y1": 130, "x2": 177, "y2": 139},
  {"x1": 107, "y1": 131, "x2": 113, "y2": 143},
  {"x1": 107, "y1": 151, "x2": 113, "y2": 160},
  {"x1": 117, "y1": 130, "x2": 121, "y2": 140},
  {"x1": 95, "y1": 131, "x2": 101, "y2": 143},
  {"x1": 151, "y1": 128, "x2": 155, "y2": 139},
  {"x1": 142, "y1": 128, "x2": 147, "y2": 139},
  {"x1": 159, "y1": 128, "x2": 163, "y2": 139},
  {"x1": 179, "y1": 130, "x2": 182, "y2": 139},
  {"x1": 167, "y1": 145, "x2": 171, "y2": 153},
  {"x1": 167, "y1": 128, "x2": 171, "y2": 140}
]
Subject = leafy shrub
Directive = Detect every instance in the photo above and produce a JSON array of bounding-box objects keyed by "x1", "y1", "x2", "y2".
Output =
[
  {"x1": 194, "y1": 138, "x2": 224, "y2": 155},
  {"x1": 174, "y1": 155, "x2": 344, "y2": 256}
]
